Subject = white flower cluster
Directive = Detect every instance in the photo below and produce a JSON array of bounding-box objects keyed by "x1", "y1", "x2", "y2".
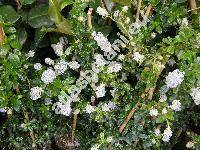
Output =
[
  {"x1": 41, "y1": 68, "x2": 56, "y2": 84},
  {"x1": 85, "y1": 104, "x2": 96, "y2": 114},
  {"x1": 170, "y1": 100, "x2": 181, "y2": 111},
  {"x1": 162, "y1": 126, "x2": 172, "y2": 142},
  {"x1": 45, "y1": 57, "x2": 54, "y2": 65},
  {"x1": 133, "y1": 52, "x2": 145, "y2": 64},
  {"x1": 165, "y1": 69, "x2": 185, "y2": 88},
  {"x1": 68, "y1": 61, "x2": 80, "y2": 70},
  {"x1": 30, "y1": 87, "x2": 43, "y2": 100},
  {"x1": 54, "y1": 60, "x2": 68, "y2": 75},
  {"x1": 91, "y1": 144, "x2": 100, "y2": 150},
  {"x1": 190, "y1": 87, "x2": 200, "y2": 105},
  {"x1": 162, "y1": 108, "x2": 168, "y2": 114},
  {"x1": 26, "y1": 50, "x2": 35, "y2": 58},
  {"x1": 51, "y1": 42, "x2": 64, "y2": 56},
  {"x1": 92, "y1": 32, "x2": 113, "y2": 52},
  {"x1": 95, "y1": 83, "x2": 106, "y2": 98},
  {"x1": 186, "y1": 141, "x2": 195, "y2": 149},
  {"x1": 52, "y1": 96, "x2": 72, "y2": 116},
  {"x1": 181, "y1": 18, "x2": 188, "y2": 27},
  {"x1": 149, "y1": 108, "x2": 158, "y2": 117},
  {"x1": 96, "y1": 6, "x2": 108, "y2": 17},
  {"x1": 154, "y1": 128, "x2": 160, "y2": 136},
  {"x1": 101, "y1": 101, "x2": 116, "y2": 112},
  {"x1": 107, "y1": 62, "x2": 122, "y2": 73},
  {"x1": 34, "y1": 63, "x2": 42, "y2": 71},
  {"x1": 94, "y1": 54, "x2": 107, "y2": 67}
]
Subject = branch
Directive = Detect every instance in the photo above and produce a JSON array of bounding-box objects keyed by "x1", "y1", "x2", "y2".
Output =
[
  {"x1": 23, "y1": 110, "x2": 37, "y2": 149},
  {"x1": 144, "y1": 4, "x2": 153, "y2": 20},
  {"x1": 119, "y1": 102, "x2": 141, "y2": 133},
  {"x1": 136, "y1": 0, "x2": 142, "y2": 21},
  {"x1": 71, "y1": 109, "x2": 79, "y2": 149},
  {"x1": 87, "y1": 8, "x2": 93, "y2": 30},
  {"x1": 0, "y1": 25, "x2": 4, "y2": 45},
  {"x1": 189, "y1": 0, "x2": 197, "y2": 14}
]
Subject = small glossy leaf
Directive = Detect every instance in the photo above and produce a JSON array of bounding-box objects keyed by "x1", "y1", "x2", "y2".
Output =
[
  {"x1": 28, "y1": 4, "x2": 54, "y2": 28},
  {"x1": 0, "y1": 5, "x2": 20, "y2": 23}
]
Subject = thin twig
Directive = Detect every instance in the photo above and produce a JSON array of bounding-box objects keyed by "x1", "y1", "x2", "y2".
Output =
[
  {"x1": 136, "y1": 0, "x2": 142, "y2": 21},
  {"x1": 87, "y1": 8, "x2": 93, "y2": 30},
  {"x1": 188, "y1": 7, "x2": 200, "y2": 12},
  {"x1": 0, "y1": 25, "x2": 4, "y2": 45},
  {"x1": 119, "y1": 102, "x2": 141, "y2": 133},
  {"x1": 23, "y1": 110, "x2": 37, "y2": 149},
  {"x1": 71, "y1": 109, "x2": 79, "y2": 149},
  {"x1": 144, "y1": 4, "x2": 152, "y2": 20},
  {"x1": 189, "y1": 0, "x2": 197, "y2": 14}
]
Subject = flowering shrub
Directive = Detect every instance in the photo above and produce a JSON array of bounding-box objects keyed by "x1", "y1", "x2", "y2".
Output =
[{"x1": 0, "y1": 0, "x2": 200, "y2": 149}]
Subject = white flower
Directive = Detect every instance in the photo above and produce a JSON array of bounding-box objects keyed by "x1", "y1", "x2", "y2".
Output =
[
  {"x1": 30, "y1": 87, "x2": 43, "y2": 100},
  {"x1": 102, "y1": 103, "x2": 110, "y2": 112},
  {"x1": 0, "y1": 108, "x2": 7, "y2": 113},
  {"x1": 151, "y1": 32, "x2": 156, "y2": 38},
  {"x1": 122, "y1": 6, "x2": 128, "y2": 11},
  {"x1": 151, "y1": 139, "x2": 156, "y2": 145},
  {"x1": 51, "y1": 42, "x2": 63, "y2": 56},
  {"x1": 68, "y1": 61, "x2": 80, "y2": 70},
  {"x1": 92, "y1": 32, "x2": 113, "y2": 52},
  {"x1": 186, "y1": 141, "x2": 195, "y2": 149},
  {"x1": 107, "y1": 62, "x2": 122, "y2": 73},
  {"x1": 162, "y1": 126, "x2": 172, "y2": 142},
  {"x1": 95, "y1": 83, "x2": 106, "y2": 98},
  {"x1": 41, "y1": 68, "x2": 56, "y2": 84},
  {"x1": 34, "y1": 63, "x2": 42, "y2": 71},
  {"x1": 149, "y1": 108, "x2": 158, "y2": 117},
  {"x1": 159, "y1": 94, "x2": 168, "y2": 102},
  {"x1": 85, "y1": 104, "x2": 95, "y2": 114},
  {"x1": 52, "y1": 98, "x2": 72, "y2": 116},
  {"x1": 44, "y1": 98, "x2": 52, "y2": 105},
  {"x1": 113, "y1": 10, "x2": 120, "y2": 17},
  {"x1": 45, "y1": 58, "x2": 54, "y2": 65},
  {"x1": 118, "y1": 54, "x2": 125, "y2": 61},
  {"x1": 107, "y1": 101, "x2": 116, "y2": 110},
  {"x1": 165, "y1": 69, "x2": 185, "y2": 88},
  {"x1": 181, "y1": 18, "x2": 188, "y2": 27},
  {"x1": 94, "y1": 54, "x2": 107, "y2": 67},
  {"x1": 54, "y1": 60, "x2": 68, "y2": 75},
  {"x1": 26, "y1": 50, "x2": 35, "y2": 58},
  {"x1": 91, "y1": 144, "x2": 100, "y2": 150},
  {"x1": 133, "y1": 52, "x2": 144, "y2": 64},
  {"x1": 190, "y1": 87, "x2": 200, "y2": 105},
  {"x1": 162, "y1": 108, "x2": 168, "y2": 114},
  {"x1": 106, "y1": 136, "x2": 113, "y2": 143},
  {"x1": 170, "y1": 100, "x2": 181, "y2": 111},
  {"x1": 154, "y1": 128, "x2": 160, "y2": 136},
  {"x1": 96, "y1": 6, "x2": 108, "y2": 17}
]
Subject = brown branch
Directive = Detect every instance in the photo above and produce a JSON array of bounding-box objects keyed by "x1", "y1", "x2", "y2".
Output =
[
  {"x1": 136, "y1": 0, "x2": 142, "y2": 21},
  {"x1": 144, "y1": 4, "x2": 153, "y2": 20},
  {"x1": 23, "y1": 110, "x2": 37, "y2": 149},
  {"x1": 0, "y1": 25, "x2": 4, "y2": 45},
  {"x1": 189, "y1": 0, "x2": 197, "y2": 14},
  {"x1": 87, "y1": 8, "x2": 93, "y2": 30},
  {"x1": 119, "y1": 102, "x2": 141, "y2": 133},
  {"x1": 71, "y1": 109, "x2": 79, "y2": 149}
]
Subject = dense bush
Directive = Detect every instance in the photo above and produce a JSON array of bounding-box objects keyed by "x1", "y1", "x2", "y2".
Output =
[{"x1": 0, "y1": 0, "x2": 199, "y2": 149}]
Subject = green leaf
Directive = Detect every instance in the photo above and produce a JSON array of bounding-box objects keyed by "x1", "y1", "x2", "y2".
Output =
[
  {"x1": 0, "y1": 5, "x2": 20, "y2": 23},
  {"x1": 28, "y1": 4, "x2": 54, "y2": 28},
  {"x1": 48, "y1": 0, "x2": 73, "y2": 34},
  {"x1": 16, "y1": 28, "x2": 27, "y2": 46},
  {"x1": 59, "y1": 0, "x2": 74, "y2": 10},
  {"x1": 20, "y1": 0, "x2": 36, "y2": 5},
  {"x1": 112, "y1": 0, "x2": 131, "y2": 6}
]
